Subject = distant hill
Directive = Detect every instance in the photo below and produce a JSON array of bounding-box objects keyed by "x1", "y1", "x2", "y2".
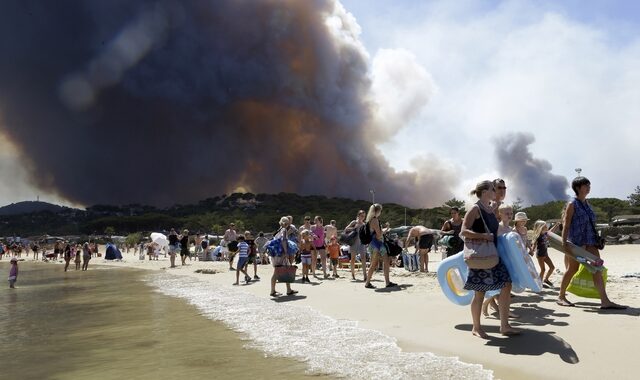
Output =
[
  {"x1": 1, "y1": 193, "x2": 637, "y2": 237},
  {"x1": 0, "y1": 201, "x2": 67, "y2": 216}
]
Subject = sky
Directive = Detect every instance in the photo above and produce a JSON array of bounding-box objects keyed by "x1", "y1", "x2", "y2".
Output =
[
  {"x1": 341, "y1": 0, "x2": 640, "y2": 204},
  {"x1": 0, "y1": 0, "x2": 638, "y2": 209}
]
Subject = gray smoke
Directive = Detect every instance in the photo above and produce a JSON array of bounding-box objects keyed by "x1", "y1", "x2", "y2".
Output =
[
  {"x1": 495, "y1": 132, "x2": 569, "y2": 205},
  {"x1": 0, "y1": 0, "x2": 456, "y2": 208}
]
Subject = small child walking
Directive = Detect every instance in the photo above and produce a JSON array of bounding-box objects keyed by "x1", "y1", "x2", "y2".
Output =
[
  {"x1": 327, "y1": 236, "x2": 341, "y2": 278},
  {"x1": 75, "y1": 244, "x2": 82, "y2": 270},
  {"x1": 513, "y1": 212, "x2": 531, "y2": 254},
  {"x1": 531, "y1": 220, "x2": 555, "y2": 287},
  {"x1": 233, "y1": 235, "x2": 252, "y2": 285},
  {"x1": 8, "y1": 256, "x2": 18, "y2": 288}
]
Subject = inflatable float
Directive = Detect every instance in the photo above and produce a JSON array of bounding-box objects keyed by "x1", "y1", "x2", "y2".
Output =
[
  {"x1": 546, "y1": 231, "x2": 604, "y2": 270},
  {"x1": 438, "y1": 233, "x2": 542, "y2": 305},
  {"x1": 436, "y1": 252, "x2": 473, "y2": 305},
  {"x1": 486, "y1": 232, "x2": 542, "y2": 297}
]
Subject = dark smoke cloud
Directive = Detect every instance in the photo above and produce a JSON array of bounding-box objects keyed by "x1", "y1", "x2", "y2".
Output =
[
  {"x1": 0, "y1": 0, "x2": 455, "y2": 208},
  {"x1": 494, "y1": 132, "x2": 569, "y2": 205}
]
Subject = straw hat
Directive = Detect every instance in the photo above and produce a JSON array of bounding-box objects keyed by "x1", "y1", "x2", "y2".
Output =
[{"x1": 514, "y1": 212, "x2": 529, "y2": 222}]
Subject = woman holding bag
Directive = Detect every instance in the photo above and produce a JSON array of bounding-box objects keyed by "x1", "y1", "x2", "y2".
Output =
[
  {"x1": 461, "y1": 180, "x2": 518, "y2": 338},
  {"x1": 344, "y1": 210, "x2": 367, "y2": 281},
  {"x1": 557, "y1": 177, "x2": 626, "y2": 309}
]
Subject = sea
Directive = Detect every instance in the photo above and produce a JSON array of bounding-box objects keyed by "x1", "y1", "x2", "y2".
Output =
[{"x1": 0, "y1": 262, "x2": 492, "y2": 379}]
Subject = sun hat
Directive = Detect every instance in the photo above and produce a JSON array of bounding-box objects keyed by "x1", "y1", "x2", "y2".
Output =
[
  {"x1": 514, "y1": 212, "x2": 529, "y2": 222},
  {"x1": 10, "y1": 256, "x2": 18, "y2": 262}
]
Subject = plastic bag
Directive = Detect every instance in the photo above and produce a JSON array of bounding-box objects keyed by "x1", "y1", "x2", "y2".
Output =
[{"x1": 567, "y1": 264, "x2": 607, "y2": 299}]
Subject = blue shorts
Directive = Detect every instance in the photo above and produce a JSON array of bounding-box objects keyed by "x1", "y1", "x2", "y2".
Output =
[
  {"x1": 237, "y1": 256, "x2": 249, "y2": 269},
  {"x1": 301, "y1": 256, "x2": 312, "y2": 265}
]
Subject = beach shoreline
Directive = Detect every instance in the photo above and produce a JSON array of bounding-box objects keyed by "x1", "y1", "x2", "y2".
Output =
[{"x1": 11, "y1": 244, "x2": 639, "y2": 379}]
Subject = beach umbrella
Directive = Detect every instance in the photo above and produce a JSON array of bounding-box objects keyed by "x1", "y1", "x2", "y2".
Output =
[{"x1": 150, "y1": 232, "x2": 168, "y2": 247}]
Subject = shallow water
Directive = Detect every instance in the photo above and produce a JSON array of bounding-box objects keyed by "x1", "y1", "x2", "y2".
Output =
[{"x1": 0, "y1": 262, "x2": 327, "y2": 380}]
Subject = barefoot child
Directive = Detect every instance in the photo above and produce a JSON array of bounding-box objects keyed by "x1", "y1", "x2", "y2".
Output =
[
  {"x1": 8, "y1": 256, "x2": 18, "y2": 288},
  {"x1": 299, "y1": 230, "x2": 317, "y2": 283},
  {"x1": 327, "y1": 236, "x2": 341, "y2": 278},
  {"x1": 74, "y1": 244, "x2": 82, "y2": 270},
  {"x1": 233, "y1": 235, "x2": 251, "y2": 285},
  {"x1": 531, "y1": 220, "x2": 555, "y2": 287}
]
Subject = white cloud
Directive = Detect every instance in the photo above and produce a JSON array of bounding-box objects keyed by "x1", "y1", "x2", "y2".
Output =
[{"x1": 358, "y1": 0, "x2": 640, "y2": 201}]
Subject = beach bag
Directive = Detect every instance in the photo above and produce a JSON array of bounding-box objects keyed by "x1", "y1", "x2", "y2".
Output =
[
  {"x1": 339, "y1": 228, "x2": 358, "y2": 246},
  {"x1": 567, "y1": 264, "x2": 608, "y2": 299},
  {"x1": 463, "y1": 206, "x2": 499, "y2": 269},
  {"x1": 227, "y1": 241, "x2": 239, "y2": 252},
  {"x1": 384, "y1": 237, "x2": 402, "y2": 256},
  {"x1": 274, "y1": 265, "x2": 297, "y2": 283},
  {"x1": 358, "y1": 222, "x2": 372, "y2": 245}
]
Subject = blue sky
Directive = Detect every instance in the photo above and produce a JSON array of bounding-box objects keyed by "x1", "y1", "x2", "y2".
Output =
[{"x1": 338, "y1": 0, "x2": 640, "y2": 204}]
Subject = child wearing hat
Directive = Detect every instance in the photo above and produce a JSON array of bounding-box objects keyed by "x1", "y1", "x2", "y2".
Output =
[
  {"x1": 514, "y1": 212, "x2": 532, "y2": 254},
  {"x1": 8, "y1": 257, "x2": 18, "y2": 288}
]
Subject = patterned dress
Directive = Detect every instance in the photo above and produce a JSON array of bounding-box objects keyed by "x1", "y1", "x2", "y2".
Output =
[
  {"x1": 463, "y1": 203, "x2": 512, "y2": 292},
  {"x1": 569, "y1": 198, "x2": 598, "y2": 247}
]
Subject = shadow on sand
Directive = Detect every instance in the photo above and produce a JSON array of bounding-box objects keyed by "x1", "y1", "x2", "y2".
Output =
[{"x1": 455, "y1": 324, "x2": 579, "y2": 364}]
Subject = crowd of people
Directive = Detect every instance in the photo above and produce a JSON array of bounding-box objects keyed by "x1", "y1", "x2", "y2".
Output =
[{"x1": 4, "y1": 176, "x2": 627, "y2": 342}]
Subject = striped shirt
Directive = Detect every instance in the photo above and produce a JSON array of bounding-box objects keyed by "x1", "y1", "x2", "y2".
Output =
[{"x1": 237, "y1": 241, "x2": 250, "y2": 258}]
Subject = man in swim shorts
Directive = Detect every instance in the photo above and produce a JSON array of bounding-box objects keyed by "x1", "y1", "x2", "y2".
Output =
[{"x1": 405, "y1": 225, "x2": 435, "y2": 272}]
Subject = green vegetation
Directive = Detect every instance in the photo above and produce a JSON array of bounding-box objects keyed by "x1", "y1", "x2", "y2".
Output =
[{"x1": 2, "y1": 191, "x2": 639, "y2": 237}]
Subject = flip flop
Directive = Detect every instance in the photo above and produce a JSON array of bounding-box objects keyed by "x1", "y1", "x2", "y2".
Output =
[
  {"x1": 286, "y1": 290, "x2": 299, "y2": 296},
  {"x1": 364, "y1": 283, "x2": 376, "y2": 289},
  {"x1": 270, "y1": 292, "x2": 281, "y2": 297},
  {"x1": 556, "y1": 299, "x2": 575, "y2": 307},
  {"x1": 501, "y1": 329, "x2": 521, "y2": 336},
  {"x1": 385, "y1": 282, "x2": 398, "y2": 288},
  {"x1": 600, "y1": 305, "x2": 627, "y2": 310}
]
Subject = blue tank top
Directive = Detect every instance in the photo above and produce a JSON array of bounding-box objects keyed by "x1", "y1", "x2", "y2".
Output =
[{"x1": 568, "y1": 198, "x2": 597, "y2": 246}]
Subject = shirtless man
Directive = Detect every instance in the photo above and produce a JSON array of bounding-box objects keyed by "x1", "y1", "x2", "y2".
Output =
[
  {"x1": 324, "y1": 220, "x2": 338, "y2": 245},
  {"x1": 404, "y1": 226, "x2": 435, "y2": 272},
  {"x1": 223, "y1": 223, "x2": 238, "y2": 270}
]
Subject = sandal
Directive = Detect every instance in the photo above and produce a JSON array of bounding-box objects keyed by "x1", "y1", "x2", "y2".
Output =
[
  {"x1": 364, "y1": 283, "x2": 376, "y2": 289},
  {"x1": 270, "y1": 291, "x2": 281, "y2": 297},
  {"x1": 286, "y1": 290, "x2": 299, "y2": 296},
  {"x1": 385, "y1": 282, "x2": 398, "y2": 288},
  {"x1": 556, "y1": 299, "x2": 574, "y2": 307}
]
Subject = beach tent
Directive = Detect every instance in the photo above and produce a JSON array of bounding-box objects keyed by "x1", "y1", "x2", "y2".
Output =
[{"x1": 105, "y1": 243, "x2": 123, "y2": 260}]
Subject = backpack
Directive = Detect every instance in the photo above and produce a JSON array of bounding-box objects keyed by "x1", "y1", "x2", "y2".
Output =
[
  {"x1": 201, "y1": 239, "x2": 209, "y2": 249},
  {"x1": 358, "y1": 221, "x2": 373, "y2": 245}
]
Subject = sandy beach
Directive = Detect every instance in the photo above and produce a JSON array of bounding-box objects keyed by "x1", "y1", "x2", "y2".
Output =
[{"x1": 23, "y1": 244, "x2": 640, "y2": 379}]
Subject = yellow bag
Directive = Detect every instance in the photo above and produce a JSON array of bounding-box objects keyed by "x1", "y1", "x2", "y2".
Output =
[{"x1": 567, "y1": 264, "x2": 607, "y2": 299}]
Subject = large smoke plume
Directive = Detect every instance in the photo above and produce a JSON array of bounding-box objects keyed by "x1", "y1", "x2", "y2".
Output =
[
  {"x1": 0, "y1": 0, "x2": 456, "y2": 208},
  {"x1": 495, "y1": 132, "x2": 568, "y2": 205}
]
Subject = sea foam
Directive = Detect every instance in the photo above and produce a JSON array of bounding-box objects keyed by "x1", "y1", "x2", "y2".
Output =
[{"x1": 150, "y1": 273, "x2": 493, "y2": 380}]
